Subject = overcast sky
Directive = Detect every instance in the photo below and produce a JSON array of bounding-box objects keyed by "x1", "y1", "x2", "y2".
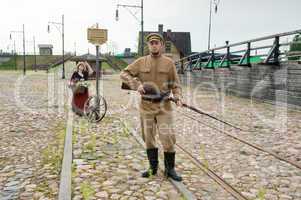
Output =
[{"x1": 1, "y1": 0, "x2": 300, "y2": 55}]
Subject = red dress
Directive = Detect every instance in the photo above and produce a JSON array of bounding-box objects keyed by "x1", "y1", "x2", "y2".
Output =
[{"x1": 70, "y1": 71, "x2": 89, "y2": 115}]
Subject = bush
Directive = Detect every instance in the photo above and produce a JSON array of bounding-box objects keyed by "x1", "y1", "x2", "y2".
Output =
[
  {"x1": 288, "y1": 34, "x2": 301, "y2": 60},
  {"x1": 290, "y1": 34, "x2": 301, "y2": 51}
]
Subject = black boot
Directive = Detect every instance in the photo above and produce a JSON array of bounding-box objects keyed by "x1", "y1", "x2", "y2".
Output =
[
  {"x1": 164, "y1": 152, "x2": 182, "y2": 181},
  {"x1": 141, "y1": 148, "x2": 158, "y2": 178}
]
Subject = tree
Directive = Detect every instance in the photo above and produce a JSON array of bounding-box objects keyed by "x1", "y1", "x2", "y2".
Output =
[
  {"x1": 290, "y1": 34, "x2": 301, "y2": 51},
  {"x1": 288, "y1": 34, "x2": 301, "y2": 60}
]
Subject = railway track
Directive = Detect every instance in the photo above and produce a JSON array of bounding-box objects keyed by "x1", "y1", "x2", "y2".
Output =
[
  {"x1": 62, "y1": 76, "x2": 300, "y2": 200},
  {"x1": 117, "y1": 104, "x2": 250, "y2": 200},
  {"x1": 175, "y1": 143, "x2": 249, "y2": 200},
  {"x1": 175, "y1": 108, "x2": 301, "y2": 170},
  {"x1": 127, "y1": 118, "x2": 250, "y2": 200},
  {"x1": 107, "y1": 78, "x2": 300, "y2": 199}
]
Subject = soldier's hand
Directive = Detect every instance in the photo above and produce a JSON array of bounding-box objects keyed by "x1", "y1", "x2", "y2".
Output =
[
  {"x1": 137, "y1": 84, "x2": 145, "y2": 95},
  {"x1": 176, "y1": 99, "x2": 183, "y2": 107}
]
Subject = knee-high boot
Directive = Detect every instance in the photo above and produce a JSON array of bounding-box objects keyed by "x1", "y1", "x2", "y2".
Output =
[
  {"x1": 141, "y1": 148, "x2": 158, "y2": 178},
  {"x1": 164, "y1": 152, "x2": 182, "y2": 181}
]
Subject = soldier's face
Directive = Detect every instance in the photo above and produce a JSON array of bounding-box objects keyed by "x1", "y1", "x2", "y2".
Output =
[{"x1": 148, "y1": 40, "x2": 163, "y2": 54}]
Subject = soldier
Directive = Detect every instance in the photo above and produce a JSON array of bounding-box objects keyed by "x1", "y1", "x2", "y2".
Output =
[{"x1": 120, "y1": 33, "x2": 183, "y2": 181}]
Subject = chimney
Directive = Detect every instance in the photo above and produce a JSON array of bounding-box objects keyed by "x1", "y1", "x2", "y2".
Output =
[
  {"x1": 167, "y1": 29, "x2": 172, "y2": 38},
  {"x1": 158, "y1": 24, "x2": 163, "y2": 35}
]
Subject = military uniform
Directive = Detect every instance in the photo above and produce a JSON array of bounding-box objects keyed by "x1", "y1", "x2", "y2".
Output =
[{"x1": 120, "y1": 33, "x2": 182, "y2": 181}]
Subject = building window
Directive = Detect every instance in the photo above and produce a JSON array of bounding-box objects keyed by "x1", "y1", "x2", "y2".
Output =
[{"x1": 165, "y1": 41, "x2": 171, "y2": 53}]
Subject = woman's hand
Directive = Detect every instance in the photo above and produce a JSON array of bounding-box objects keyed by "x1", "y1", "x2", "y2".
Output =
[
  {"x1": 68, "y1": 81, "x2": 75, "y2": 88},
  {"x1": 84, "y1": 61, "x2": 94, "y2": 75}
]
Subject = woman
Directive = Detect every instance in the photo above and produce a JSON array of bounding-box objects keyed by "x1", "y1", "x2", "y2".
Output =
[{"x1": 70, "y1": 61, "x2": 93, "y2": 116}]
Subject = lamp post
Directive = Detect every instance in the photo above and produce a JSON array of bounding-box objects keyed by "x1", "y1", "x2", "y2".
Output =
[
  {"x1": 48, "y1": 14, "x2": 65, "y2": 79},
  {"x1": 115, "y1": 0, "x2": 144, "y2": 56},
  {"x1": 10, "y1": 24, "x2": 26, "y2": 75},
  {"x1": 33, "y1": 36, "x2": 37, "y2": 71},
  {"x1": 74, "y1": 42, "x2": 76, "y2": 56},
  {"x1": 13, "y1": 40, "x2": 17, "y2": 70},
  {"x1": 208, "y1": 0, "x2": 220, "y2": 50},
  {"x1": 9, "y1": 40, "x2": 17, "y2": 70}
]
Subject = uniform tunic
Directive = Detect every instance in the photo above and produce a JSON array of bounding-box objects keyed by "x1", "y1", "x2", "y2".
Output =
[{"x1": 120, "y1": 54, "x2": 182, "y2": 152}]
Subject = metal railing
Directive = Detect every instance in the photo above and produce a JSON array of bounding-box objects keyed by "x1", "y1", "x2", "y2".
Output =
[{"x1": 175, "y1": 29, "x2": 301, "y2": 72}]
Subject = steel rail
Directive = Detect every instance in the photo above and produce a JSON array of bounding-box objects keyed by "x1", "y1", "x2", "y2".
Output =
[{"x1": 176, "y1": 109, "x2": 301, "y2": 170}]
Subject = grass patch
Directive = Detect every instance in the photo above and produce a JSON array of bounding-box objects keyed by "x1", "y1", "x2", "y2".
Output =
[
  {"x1": 72, "y1": 128, "x2": 77, "y2": 145},
  {"x1": 0, "y1": 55, "x2": 63, "y2": 70},
  {"x1": 101, "y1": 116, "x2": 114, "y2": 125},
  {"x1": 78, "y1": 119, "x2": 89, "y2": 135},
  {"x1": 256, "y1": 188, "x2": 266, "y2": 200},
  {"x1": 200, "y1": 144, "x2": 209, "y2": 170},
  {"x1": 80, "y1": 182, "x2": 95, "y2": 200},
  {"x1": 101, "y1": 62, "x2": 111, "y2": 70},
  {"x1": 41, "y1": 127, "x2": 66, "y2": 175},
  {"x1": 180, "y1": 196, "x2": 188, "y2": 200},
  {"x1": 84, "y1": 134, "x2": 97, "y2": 153},
  {"x1": 36, "y1": 125, "x2": 65, "y2": 198},
  {"x1": 35, "y1": 180, "x2": 55, "y2": 198},
  {"x1": 109, "y1": 56, "x2": 128, "y2": 69},
  {"x1": 121, "y1": 121, "x2": 130, "y2": 137},
  {"x1": 0, "y1": 57, "x2": 17, "y2": 70}
]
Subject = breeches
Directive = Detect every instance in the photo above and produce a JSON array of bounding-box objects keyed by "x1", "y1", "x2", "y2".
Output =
[{"x1": 140, "y1": 112, "x2": 176, "y2": 152}]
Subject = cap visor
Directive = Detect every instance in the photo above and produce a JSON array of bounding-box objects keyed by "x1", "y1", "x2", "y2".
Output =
[{"x1": 148, "y1": 38, "x2": 160, "y2": 42}]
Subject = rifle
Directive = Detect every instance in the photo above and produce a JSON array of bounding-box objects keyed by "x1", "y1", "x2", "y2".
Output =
[{"x1": 121, "y1": 82, "x2": 243, "y2": 131}]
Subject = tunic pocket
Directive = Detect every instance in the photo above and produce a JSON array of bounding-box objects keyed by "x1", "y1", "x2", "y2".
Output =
[
  {"x1": 157, "y1": 67, "x2": 170, "y2": 87},
  {"x1": 139, "y1": 65, "x2": 151, "y2": 82}
]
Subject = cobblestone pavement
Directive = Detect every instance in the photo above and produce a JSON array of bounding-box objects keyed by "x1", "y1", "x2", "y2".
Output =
[
  {"x1": 1, "y1": 69, "x2": 301, "y2": 200},
  {"x1": 176, "y1": 86, "x2": 301, "y2": 199},
  {"x1": 72, "y1": 116, "x2": 185, "y2": 200},
  {"x1": 94, "y1": 75, "x2": 301, "y2": 200},
  {"x1": 0, "y1": 68, "x2": 70, "y2": 200},
  {"x1": 100, "y1": 77, "x2": 236, "y2": 200}
]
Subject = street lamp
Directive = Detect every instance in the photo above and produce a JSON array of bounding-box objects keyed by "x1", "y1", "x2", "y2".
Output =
[
  {"x1": 208, "y1": 0, "x2": 220, "y2": 50},
  {"x1": 74, "y1": 42, "x2": 77, "y2": 56},
  {"x1": 8, "y1": 39, "x2": 17, "y2": 70},
  {"x1": 10, "y1": 24, "x2": 26, "y2": 75},
  {"x1": 13, "y1": 40, "x2": 17, "y2": 70},
  {"x1": 115, "y1": 0, "x2": 144, "y2": 56},
  {"x1": 48, "y1": 14, "x2": 65, "y2": 79}
]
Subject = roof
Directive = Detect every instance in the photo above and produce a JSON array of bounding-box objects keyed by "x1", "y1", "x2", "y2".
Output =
[
  {"x1": 141, "y1": 31, "x2": 191, "y2": 56},
  {"x1": 38, "y1": 44, "x2": 53, "y2": 48},
  {"x1": 70, "y1": 53, "x2": 107, "y2": 62}
]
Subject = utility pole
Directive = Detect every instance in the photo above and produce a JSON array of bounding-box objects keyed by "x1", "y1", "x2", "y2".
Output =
[
  {"x1": 10, "y1": 24, "x2": 26, "y2": 75},
  {"x1": 141, "y1": 0, "x2": 144, "y2": 56},
  {"x1": 208, "y1": 0, "x2": 220, "y2": 50},
  {"x1": 13, "y1": 40, "x2": 17, "y2": 70},
  {"x1": 33, "y1": 36, "x2": 37, "y2": 71},
  {"x1": 62, "y1": 14, "x2": 65, "y2": 79},
  {"x1": 116, "y1": 0, "x2": 144, "y2": 56},
  {"x1": 48, "y1": 14, "x2": 65, "y2": 79}
]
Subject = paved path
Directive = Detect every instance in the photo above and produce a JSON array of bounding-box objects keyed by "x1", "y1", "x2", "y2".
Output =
[
  {"x1": 96, "y1": 75, "x2": 301, "y2": 200},
  {"x1": 0, "y1": 68, "x2": 70, "y2": 200},
  {"x1": 1, "y1": 68, "x2": 301, "y2": 200}
]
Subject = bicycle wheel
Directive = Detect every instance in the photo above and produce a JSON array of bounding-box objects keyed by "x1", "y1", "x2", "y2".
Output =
[{"x1": 84, "y1": 95, "x2": 107, "y2": 123}]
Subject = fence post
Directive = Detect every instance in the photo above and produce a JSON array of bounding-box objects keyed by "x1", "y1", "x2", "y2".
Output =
[
  {"x1": 247, "y1": 42, "x2": 251, "y2": 66},
  {"x1": 211, "y1": 50, "x2": 215, "y2": 68},
  {"x1": 274, "y1": 36, "x2": 280, "y2": 65},
  {"x1": 226, "y1": 41, "x2": 230, "y2": 68}
]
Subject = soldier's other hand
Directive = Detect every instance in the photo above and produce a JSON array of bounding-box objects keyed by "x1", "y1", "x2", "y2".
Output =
[
  {"x1": 176, "y1": 99, "x2": 183, "y2": 107},
  {"x1": 137, "y1": 84, "x2": 145, "y2": 95}
]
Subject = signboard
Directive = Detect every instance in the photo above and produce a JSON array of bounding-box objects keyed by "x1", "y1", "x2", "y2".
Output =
[{"x1": 87, "y1": 28, "x2": 108, "y2": 45}]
